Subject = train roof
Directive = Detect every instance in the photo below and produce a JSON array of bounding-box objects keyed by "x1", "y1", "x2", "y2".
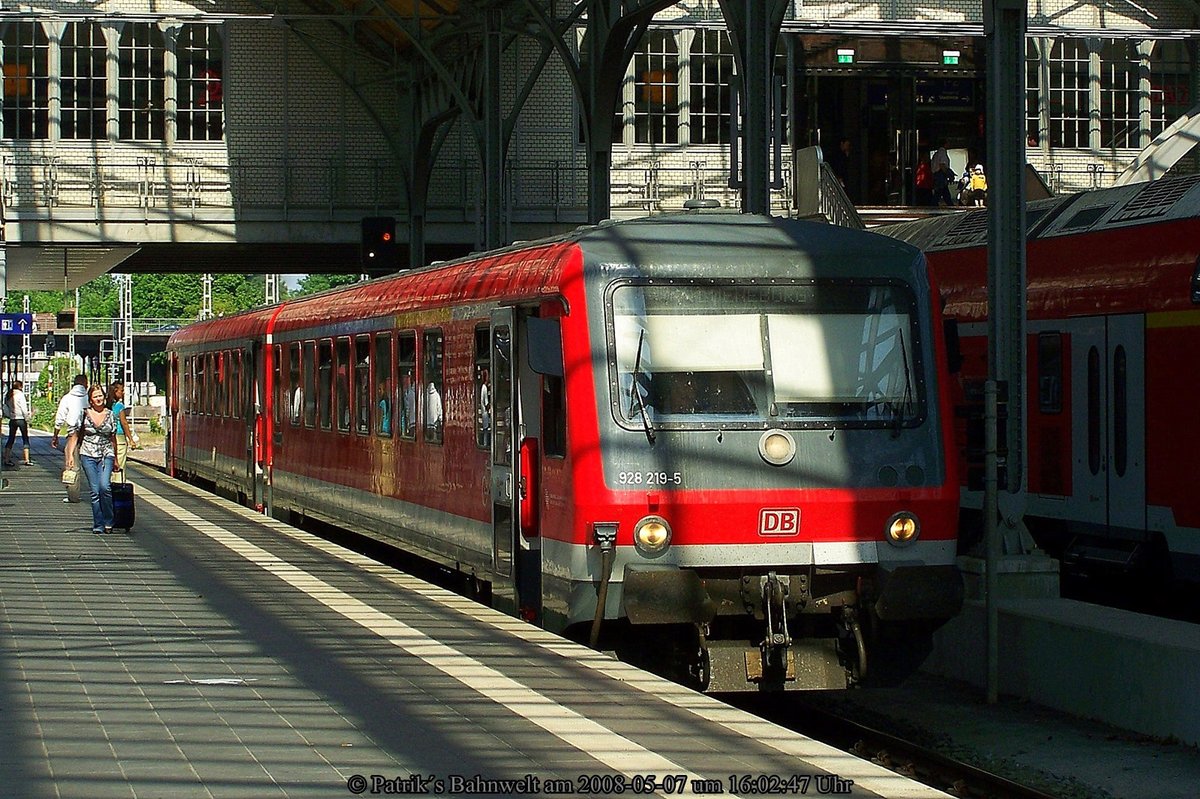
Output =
[
  {"x1": 169, "y1": 213, "x2": 925, "y2": 348},
  {"x1": 877, "y1": 172, "x2": 1200, "y2": 252},
  {"x1": 571, "y1": 211, "x2": 922, "y2": 278}
]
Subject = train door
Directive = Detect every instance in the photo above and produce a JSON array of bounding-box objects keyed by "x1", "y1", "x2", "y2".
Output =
[
  {"x1": 1070, "y1": 315, "x2": 1146, "y2": 531},
  {"x1": 490, "y1": 310, "x2": 518, "y2": 612},
  {"x1": 168, "y1": 354, "x2": 178, "y2": 476},
  {"x1": 489, "y1": 309, "x2": 544, "y2": 621},
  {"x1": 250, "y1": 341, "x2": 267, "y2": 512}
]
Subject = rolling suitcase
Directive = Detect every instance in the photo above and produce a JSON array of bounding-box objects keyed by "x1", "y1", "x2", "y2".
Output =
[{"x1": 111, "y1": 481, "x2": 136, "y2": 532}]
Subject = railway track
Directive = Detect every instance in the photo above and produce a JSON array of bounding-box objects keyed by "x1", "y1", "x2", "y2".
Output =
[{"x1": 731, "y1": 695, "x2": 1062, "y2": 799}]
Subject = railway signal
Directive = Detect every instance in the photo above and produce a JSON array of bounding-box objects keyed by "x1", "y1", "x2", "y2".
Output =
[{"x1": 361, "y1": 216, "x2": 397, "y2": 270}]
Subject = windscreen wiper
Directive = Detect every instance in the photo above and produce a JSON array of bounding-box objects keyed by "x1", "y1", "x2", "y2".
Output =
[
  {"x1": 629, "y1": 329, "x2": 656, "y2": 444},
  {"x1": 892, "y1": 328, "x2": 914, "y2": 438}
]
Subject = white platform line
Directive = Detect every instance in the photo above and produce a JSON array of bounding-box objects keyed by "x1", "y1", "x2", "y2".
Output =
[
  {"x1": 140, "y1": 490, "x2": 726, "y2": 798},
  {"x1": 151, "y1": 474, "x2": 951, "y2": 799}
]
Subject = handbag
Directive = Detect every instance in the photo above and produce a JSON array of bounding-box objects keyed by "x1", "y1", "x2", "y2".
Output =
[{"x1": 61, "y1": 467, "x2": 79, "y2": 485}]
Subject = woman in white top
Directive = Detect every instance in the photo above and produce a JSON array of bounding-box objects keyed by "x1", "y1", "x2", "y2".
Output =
[
  {"x1": 67, "y1": 385, "x2": 118, "y2": 534},
  {"x1": 3, "y1": 380, "x2": 32, "y2": 466}
]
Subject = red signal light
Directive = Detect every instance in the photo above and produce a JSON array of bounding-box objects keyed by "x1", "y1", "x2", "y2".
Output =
[{"x1": 382, "y1": 232, "x2": 392, "y2": 242}]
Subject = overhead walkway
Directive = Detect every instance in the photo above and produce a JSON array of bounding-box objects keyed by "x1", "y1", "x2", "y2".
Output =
[{"x1": 0, "y1": 431, "x2": 950, "y2": 799}]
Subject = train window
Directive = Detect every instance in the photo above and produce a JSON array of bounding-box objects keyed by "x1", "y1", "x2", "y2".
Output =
[
  {"x1": 375, "y1": 333, "x2": 393, "y2": 437},
  {"x1": 197, "y1": 355, "x2": 207, "y2": 415},
  {"x1": 272, "y1": 345, "x2": 283, "y2": 426},
  {"x1": 1087, "y1": 346, "x2": 1101, "y2": 476},
  {"x1": 474, "y1": 325, "x2": 490, "y2": 449},
  {"x1": 215, "y1": 352, "x2": 225, "y2": 417},
  {"x1": 183, "y1": 357, "x2": 193, "y2": 414},
  {"x1": 226, "y1": 351, "x2": 234, "y2": 417},
  {"x1": 355, "y1": 335, "x2": 371, "y2": 435},
  {"x1": 1113, "y1": 345, "x2": 1128, "y2": 478},
  {"x1": 608, "y1": 280, "x2": 924, "y2": 430},
  {"x1": 227, "y1": 351, "x2": 235, "y2": 417},
  {"x1": 232, "y1": 350, "x2": 243, "y2": 418},
  {"x1": 397, "y1": 331, "x2": 417, "y2": 440},
  {"x1": 335, "y1": 337, "x2": 352, "y2": 432},
  {"x1": 1191, "y1": 256, "x2": 1200, "y2": 304},
  {"x1": 239, "y1": 349, "x2": 247, "y2": 417},
  {"x1": 211, "y1": 352, "x2": 220, "y2": 416},
  {"x1": 318, "y1": 339, "x2": 333, "y2": 430},
  {"x1": 423, "y1": 330, "x2": 444, "y2": 444},
  {"x1": 492, "y1": 325, "x2": 513, "y2": 467},
  {"x1": 212, "y1": 352, "x2": 221, "y2": 416},
  {"x1": 1037, "y1": 333, "x2": 1063, "y2": 414},
  {"x1": 542, "y1": 374, "x2": 566, "y2": 458},
  {"x1": 303, "y1": 341, "x2": 317, "y2": 427},
  {"x1": 288, "y1": 343, "x2": 301, "y2": 426}
]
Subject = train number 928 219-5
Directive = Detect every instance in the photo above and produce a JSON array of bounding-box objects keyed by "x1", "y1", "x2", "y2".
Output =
[{"x1": 617, "y1": 471, "x2": 683, "y2": 486}]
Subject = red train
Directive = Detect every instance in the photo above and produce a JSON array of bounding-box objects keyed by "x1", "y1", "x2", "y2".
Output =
[
  {"x1": 167, "y1": 212, "x2": 963, "y2": 691},
  {"x1": 882, "y1": 173, "x2": 1200, "y2": 587}
]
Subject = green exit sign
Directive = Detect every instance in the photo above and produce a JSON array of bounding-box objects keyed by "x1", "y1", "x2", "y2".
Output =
[
  {"x1": 943, "y1": 50, "x2": 960, "y2": 65},
  {"x1": 837, "y1": 49, "x2": 855, "y2": 64}
]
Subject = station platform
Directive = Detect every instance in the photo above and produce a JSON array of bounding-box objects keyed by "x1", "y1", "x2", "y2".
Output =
[{"x1": 0, "y1": 431, "x2": 950, "y2": 799}]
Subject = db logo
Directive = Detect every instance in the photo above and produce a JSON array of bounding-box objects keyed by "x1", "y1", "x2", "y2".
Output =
[{"x1": 759, "y1": 508, "x2": 801, "y2": 536}]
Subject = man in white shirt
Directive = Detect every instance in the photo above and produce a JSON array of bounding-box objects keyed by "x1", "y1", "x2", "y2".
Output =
[
  {"x1": 425, "y1": 381, "x2": 443, "y2": 440},
  {"x1": 52, "y1": 375, "x2": 89, "y2": 467}
]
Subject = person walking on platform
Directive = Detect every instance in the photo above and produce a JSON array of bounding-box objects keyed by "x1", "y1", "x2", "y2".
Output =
[
  {"x1": 3, "y1": 380, "x2": 32, "y2": 466},
  {"x1": 931, "y1": 141, "x2": 955, "y2": 207},
  {"x1": 67, "y1": 384, "x2": 118, "y2": 535},
  {"x1": 108, "y1": 381, "x2": 139, "y2": 483},
  {"x1": 963, "y1": 164, "x2": 988, "y2": 206},
  {"x1": 53, "y1": 375, "x2": 89, "y2": 469}
]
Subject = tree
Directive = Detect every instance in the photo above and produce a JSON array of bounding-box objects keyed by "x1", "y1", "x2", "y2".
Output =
[
  {"x1": 132, "y1": 274, "x2": 202, "y2": 318},
  {"x1": 78, "y1": 275, "x2": 119, "y2": 318},
  {"x1": 213, "y1": 274, "x2": 266, "y2": 315},
  {"x1": 3, "y1": 290, "x2": 64, "y2": 314},
  {"x1": 293, "y1": 274, "x2": 360, "y2": 296}
]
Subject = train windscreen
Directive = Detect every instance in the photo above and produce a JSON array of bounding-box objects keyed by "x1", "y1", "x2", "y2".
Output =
[{"x1": 607, "y1": 280, "x2": 924, "y2": 430}]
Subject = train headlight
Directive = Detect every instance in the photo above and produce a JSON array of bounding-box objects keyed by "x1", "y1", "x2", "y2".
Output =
[
  {"x1": 884, "y1": 512, "x2": 920, "y2": 547},
  {"x1": 634, "y1": 515, "x2": 672, "y2": 555},
  {"x1": 758, "y1": 430, "x2": 796, "y2": 466}
]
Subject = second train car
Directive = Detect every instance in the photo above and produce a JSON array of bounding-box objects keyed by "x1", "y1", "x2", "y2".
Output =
[
  {"x1": 881, "y1": 173, "x2": 1200, "y2": 591},
  {"x1": 167, "y1": 212, "x2": 963, "y2": 691}
]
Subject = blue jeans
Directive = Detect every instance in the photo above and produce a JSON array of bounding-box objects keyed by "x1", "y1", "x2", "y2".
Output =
[{"x1": 80, "y1": 454, "x2": 115, "y2": 531}]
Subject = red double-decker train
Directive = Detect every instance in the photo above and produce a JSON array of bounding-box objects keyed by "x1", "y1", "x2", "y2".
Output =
[
  {"x1": 167, "y1": 212, "x2": 963, "y2": 691},
  {"x1": 882, "y1": 173, "x2": 1200, "y2": 590}
]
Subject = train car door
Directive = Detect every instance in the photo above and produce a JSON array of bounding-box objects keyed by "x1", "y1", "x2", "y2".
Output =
[
  {"x1": 250, "y1": 341, "x2": 267, "y2": 512},
  {"x1": 1070, "y1": 315, "x2": 1146, "y2": 532},
  {"x1": 168, "y1": 354, "x2": 178, "y2": 477},
  {"x1": 489, "y1": 309, "x2": 543, "y2": 621},
  {"x1": 490, "y1": 310, "x2": 517, "y2": 611}
]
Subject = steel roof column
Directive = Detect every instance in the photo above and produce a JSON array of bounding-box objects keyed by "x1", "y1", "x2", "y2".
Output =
[
  {"x1": 719, "y1": 0, "x2": 788, "y2": 215},
  {"x1": 984, "y1": 0, "x2": 1032, "y2": 706},
  {"x1": 985, "y1": 0, "x2": 1028, "y2": 503},
  {"x1": 584, "y1": 2, "x2": 619, "y2": 224},
  {"x1": 482, "y1": 9, "x2": 504, "y2": 250}
]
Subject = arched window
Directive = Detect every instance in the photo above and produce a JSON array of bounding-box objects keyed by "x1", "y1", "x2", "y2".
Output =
[
  {"x1": 1099, "y1": 39, "x2": 1140, "y2": 148},
  {"x1": 118, "y1": 24, "x2": 165, "y2": 140},
  {"x1": 1149, "y1": 40, "x2": 1193, "y2": 138},
  {"x1": 177, "y1": 25, "x2": 224, "y2": 141},
  {"x1": 1046, "y1": 39, "x2": 1088, "y2": 148},
  {"x1": 634, "y1": 30, "x2": 679, "y2": 144},
  {"x1": 690, "y1": 30, "x2": 733, "y2": 145},
  {"x1": 1, "y1": 21, "x2": 49, "y2": 140},
  {"x1": 1025, "y1": 39, "x2": 1043, "y2": 146},
  {"x1": 61, "y1": 23, "x2": 106, "y2": 140}
]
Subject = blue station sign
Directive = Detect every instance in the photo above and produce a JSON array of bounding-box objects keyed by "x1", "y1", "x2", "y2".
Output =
[{"x1": 0, "y1": 313, "x2": 34, "y2": 335}]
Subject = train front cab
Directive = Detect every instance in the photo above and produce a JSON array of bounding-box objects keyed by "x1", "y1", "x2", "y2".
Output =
[{"x1": 536, "y1": 217, "x2": 964, "y2": 692}]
